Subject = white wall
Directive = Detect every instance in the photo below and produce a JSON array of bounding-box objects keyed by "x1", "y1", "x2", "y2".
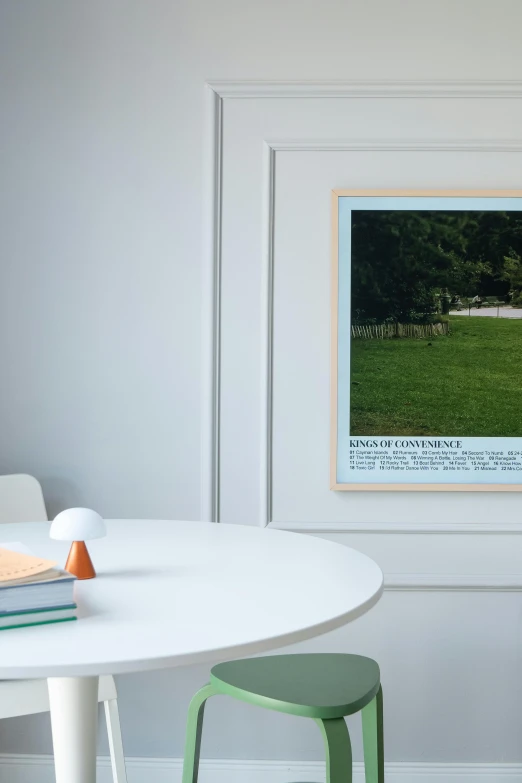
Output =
[{"x1": 1, "y1": 0, "x2": 522, "y2": 772}]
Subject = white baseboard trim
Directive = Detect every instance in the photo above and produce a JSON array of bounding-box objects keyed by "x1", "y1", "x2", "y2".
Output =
[{"x1": 1, "y1": 755, "x2": 522, "y2": 783}]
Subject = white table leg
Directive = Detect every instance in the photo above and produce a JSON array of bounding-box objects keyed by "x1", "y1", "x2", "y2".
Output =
[{"x1": 48, "y1": 676, "x2": 99, "y2": 783}]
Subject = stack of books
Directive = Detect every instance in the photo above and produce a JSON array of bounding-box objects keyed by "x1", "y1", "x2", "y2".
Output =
[{"x1": 0, "y1": 543, "x2": 76, "y2": 631}]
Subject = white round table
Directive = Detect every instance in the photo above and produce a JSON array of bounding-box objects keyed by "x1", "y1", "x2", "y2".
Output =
[{"x1": 0, "y1": 520, "x2": 383, "y2": 783}]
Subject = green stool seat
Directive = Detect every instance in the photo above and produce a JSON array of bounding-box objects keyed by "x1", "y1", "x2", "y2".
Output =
[
  {"x1": 211, "y1": 654, "x2": 380, "y2": 719},
  {"x1": 182, "y1": 654, "x2": 384, "y2": 783}
]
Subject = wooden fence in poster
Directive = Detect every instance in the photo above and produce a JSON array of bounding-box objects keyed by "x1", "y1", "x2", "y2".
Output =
[{"x1": 351, "y1": 322, "x2": 449, "y2": 339}]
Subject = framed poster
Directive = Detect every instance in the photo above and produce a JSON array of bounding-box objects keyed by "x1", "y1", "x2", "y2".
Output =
[{"x1": 331, "y1": 190, "x2": 522, "y2": 491}]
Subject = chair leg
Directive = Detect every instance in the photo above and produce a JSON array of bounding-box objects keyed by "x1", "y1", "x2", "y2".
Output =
[
  {"x1": 182, "y1": 684, "x2": 218, "y2": 783},
  {"x1": 104, "y1": 698, "x2": 128, "y2": 783},
  {"x1": 362, "y1": 686, "x2": 384, "y2": 783},
  {"x1": 315, "y1": 717, "x2": 352, "y2": 783}
]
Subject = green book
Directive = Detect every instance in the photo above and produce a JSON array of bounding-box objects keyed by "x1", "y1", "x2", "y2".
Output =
[{"x1": 0, "y1": 604, "x2": 77, "y2": 631}]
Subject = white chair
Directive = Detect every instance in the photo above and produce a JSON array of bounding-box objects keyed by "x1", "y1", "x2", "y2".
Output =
[{"x1": 0, "y1": 473, "x2": 127, "y2": 783}]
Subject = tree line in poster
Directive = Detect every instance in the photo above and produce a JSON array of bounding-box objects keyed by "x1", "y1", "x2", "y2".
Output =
[{"x1": 351, "y1": 211, "x2": 522, "y2": 323}]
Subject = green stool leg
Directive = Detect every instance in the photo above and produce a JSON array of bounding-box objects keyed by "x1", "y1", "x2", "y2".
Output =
[
  {"x1": 182, "y1": 684, "x2": 218, "y2": 783},
  {"x1": 361, "y1": 686, "x2": 384, "y2": 783},
  {"x1": 315, "y1": 718, "x2": 352, "y2": 783}
]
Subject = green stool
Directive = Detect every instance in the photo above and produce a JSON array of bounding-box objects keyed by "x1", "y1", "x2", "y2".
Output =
[{"x1": 182, "y1": 654, "x2": 384, "y2": 783}]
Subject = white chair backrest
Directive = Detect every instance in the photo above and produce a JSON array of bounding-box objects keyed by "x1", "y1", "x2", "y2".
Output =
[{"x1": 0, "y1": 474, "x2": 48, "y2": 523}]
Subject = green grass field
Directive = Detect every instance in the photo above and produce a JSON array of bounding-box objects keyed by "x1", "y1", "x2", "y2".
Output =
[{"x1": 350, "y1": 316, "x2": 522, "y2": 436}]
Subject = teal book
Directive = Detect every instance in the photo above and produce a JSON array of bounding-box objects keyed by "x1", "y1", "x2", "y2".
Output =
[{"x1": 0, "y1": 604, "x2": 77, "y2": 631}]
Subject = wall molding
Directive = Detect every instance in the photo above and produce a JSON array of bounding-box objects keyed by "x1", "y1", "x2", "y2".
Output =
[
  {"x1": 209, "y1": 80, "x2": 522, "y2": 99},
  {"x1": 202, "y1": 80, "x2": 522, "y2": 530},
  {"x1": 259, "y1": 144, "x2": 276, "y2": 527},
  {"x1": 3, "y1": 755, "x2": 522, "y2": 783},
  {"x1": 267, "y1": 139, "x2": 522, "y2": 152},
  {"x1": 201, "y1": 86, "x2": 223, "y2": 523},
  {"x1": 384, "y1": 573, "x2": 522, "y2": 592},
  {"x1": 259, "y1": 138, "x2": 522, "y2": 531},
  {"x1": 269, "y1": 519, "x2": 522, "y2": 534}
]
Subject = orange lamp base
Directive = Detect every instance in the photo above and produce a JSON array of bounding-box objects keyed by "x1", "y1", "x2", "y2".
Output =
[{"x1": 65, "y1": 540, "x2": 96, "y2": 580}]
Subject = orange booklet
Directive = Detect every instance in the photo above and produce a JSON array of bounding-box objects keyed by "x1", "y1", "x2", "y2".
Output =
[{"x1": 0, "y1": 548, "x2": 57, "y2": 583}]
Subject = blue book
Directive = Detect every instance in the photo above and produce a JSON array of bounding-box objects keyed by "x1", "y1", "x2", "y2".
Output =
[{"x1": 0, "y1": 570, "x2": 76, "y2": 614}]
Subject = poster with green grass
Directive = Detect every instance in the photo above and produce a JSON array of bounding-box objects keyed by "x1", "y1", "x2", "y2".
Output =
[{"x1": 331, "y1": 190, "x2": 522, "y2": 491}]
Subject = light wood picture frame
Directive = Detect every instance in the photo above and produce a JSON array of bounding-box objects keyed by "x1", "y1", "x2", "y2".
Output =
[{"x1": 331, "y1": 189, "x2": 522, "y2": 491}]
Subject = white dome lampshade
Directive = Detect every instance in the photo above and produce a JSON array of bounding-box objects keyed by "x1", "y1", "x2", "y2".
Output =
[{"x1": 50, "y1": 508, "x2": 106, "y2": 580}]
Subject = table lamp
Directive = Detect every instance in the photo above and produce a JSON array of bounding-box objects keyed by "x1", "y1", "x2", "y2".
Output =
[{"x1": 50, "y1": 508, "x2": 106, "y2": 580}]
